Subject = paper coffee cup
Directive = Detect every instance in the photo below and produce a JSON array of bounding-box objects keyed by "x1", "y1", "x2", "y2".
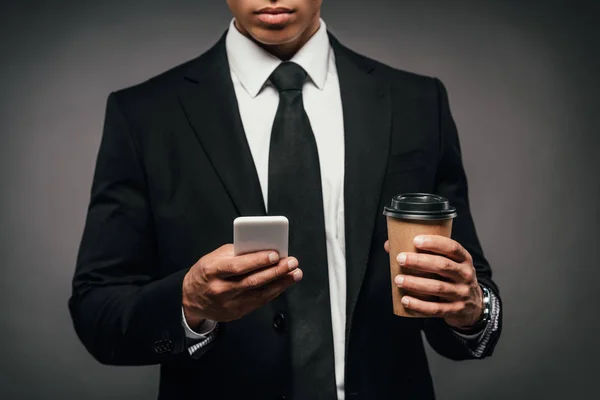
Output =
[{"x1": 383, "y1": 193, "x2": 457, "y2": 317}]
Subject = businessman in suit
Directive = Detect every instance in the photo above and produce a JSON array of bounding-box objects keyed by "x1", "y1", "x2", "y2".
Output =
[{"x1": 69, "y1": 0, "x2": 502, "y2": 399}]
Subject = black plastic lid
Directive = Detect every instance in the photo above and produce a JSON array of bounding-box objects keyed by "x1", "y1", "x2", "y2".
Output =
[{"x1": 383, "y1": 193, "x2": 457, "y2": 221}]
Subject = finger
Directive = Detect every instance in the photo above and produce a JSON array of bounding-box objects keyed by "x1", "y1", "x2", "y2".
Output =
[
  {"x1": 212, "y1": 243, "x2": 234, "y2": 256},
  {"x1": 401, "y1": 296, "x2": 463, "y2": 318},
  {"x1": 248, "y1": 269, "x2": 303, "y2": 303},
  {"x1": 237, "y1": 257, "x2": 299, "y2": 290},
  {"x1": 216, "y1": 250, "x2": 281, "y2": 277},
  {"x1": 413, "y1": 235, "x2": 472, "y2": 263},
  {"x1": 397, "y1": 252, "x2": 463, "y2": 281},
  {"x1": 384, "y1": 240, "x2": 390, "y2": 253},
  {"x1": 394, "y1": 274, "x2": 467, "y2": 300}
]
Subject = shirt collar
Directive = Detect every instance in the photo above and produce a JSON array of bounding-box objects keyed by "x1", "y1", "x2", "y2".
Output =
[{"x1": 225, "y1": 18, "x2": 331, "y2": 97}]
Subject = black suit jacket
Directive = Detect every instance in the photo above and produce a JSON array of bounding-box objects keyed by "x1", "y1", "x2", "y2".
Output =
[{"x1": 70, "y1": 32, "x2": 501, "y2": 400}]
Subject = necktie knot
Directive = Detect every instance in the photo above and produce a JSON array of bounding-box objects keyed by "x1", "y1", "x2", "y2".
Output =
[{"x1": 269, "y1": 62, "x2": 307, "y2": 92}]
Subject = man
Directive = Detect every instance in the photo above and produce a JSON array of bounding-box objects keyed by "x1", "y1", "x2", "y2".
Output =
[{"x1": 69, "y1": 0, "x2": 502, "y2": 399}]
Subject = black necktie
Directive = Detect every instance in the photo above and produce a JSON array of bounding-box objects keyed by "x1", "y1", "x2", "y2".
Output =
[{"x1": 268, "y1": 62, "x2": 337, "y2": 399}]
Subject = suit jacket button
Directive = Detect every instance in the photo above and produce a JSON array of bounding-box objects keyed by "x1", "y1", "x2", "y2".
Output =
[
  {"x1": 273, "y1": 313, "x2": 286, "y2": 331},
  {"x1": 154, "y1": 339, "x2": 173, "y2": 354},
  {"x1": 153, "y1": 341, "x2": 162, "y2": 354}
]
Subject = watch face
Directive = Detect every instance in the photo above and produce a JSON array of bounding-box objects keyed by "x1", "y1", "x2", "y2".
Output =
[{"x1": 481, "y1": 286, "x2": 491, "y2": 322}]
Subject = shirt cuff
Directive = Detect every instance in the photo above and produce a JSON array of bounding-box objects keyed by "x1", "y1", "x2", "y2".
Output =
[
  {"x1": 181, "y1": 307, "x2": 218, "y2": 339},
  {"x1": 452, "y1": 321, "x2": 487, "y2": 340}
]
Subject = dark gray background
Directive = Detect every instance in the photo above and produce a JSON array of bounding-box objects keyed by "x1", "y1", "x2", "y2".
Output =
[{"x1": 1, "y1": 0, "x2": 599, "y2": 398}]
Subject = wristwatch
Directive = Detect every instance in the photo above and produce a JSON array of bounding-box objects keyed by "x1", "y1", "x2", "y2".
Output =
[
  {"x1": 479, "y1": 285, "x2": 492, "y2": 323},
  {"x1": 455, "y1": 285, "x2": 491, "y2": 334}
]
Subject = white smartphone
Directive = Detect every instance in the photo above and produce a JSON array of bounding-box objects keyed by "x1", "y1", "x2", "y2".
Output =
[{"x1": 233, "y1": 216, "x2": 289, "y2": 258}]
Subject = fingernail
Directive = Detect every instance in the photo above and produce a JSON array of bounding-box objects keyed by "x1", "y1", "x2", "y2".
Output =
[
  {"x1": 292, "y1": 269, "x2": 303, "y2": 282},
  {"x1": 395, "y1": 275, "x2": 404, "y2": 287},
  {"x1": 269, "y1": 252, "x2": 279, "y2": 263},
  {"x1": 397, "y1": 253, "x2": 406, "y2": 265},
  {"x1": 414, "y1": 236, "x2": 426, "y2": 245},
  {"x1": 401, "y1": 297, "x2": 410, "y2": 307},
  {"x1": 287, "y1": 258, "x2": 298, "y2": 271}
]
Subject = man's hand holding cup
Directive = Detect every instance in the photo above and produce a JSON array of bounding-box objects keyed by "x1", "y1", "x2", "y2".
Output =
[{"x1": 384, "y1": 236, "x2": 484, "y2": 329}]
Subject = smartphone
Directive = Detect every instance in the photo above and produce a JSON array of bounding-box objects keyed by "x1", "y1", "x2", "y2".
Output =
[{"x1": 233, "y1": 216, "x2": 289, "y2": 258}]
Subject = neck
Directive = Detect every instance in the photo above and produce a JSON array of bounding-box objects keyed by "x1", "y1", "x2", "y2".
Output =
[{"x1": 235, "y1": 15, "x2": 321, "y2": 61}]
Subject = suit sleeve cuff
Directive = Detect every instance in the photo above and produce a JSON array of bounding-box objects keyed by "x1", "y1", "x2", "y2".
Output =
[{"x1": 451, "y1": 285, "x2": 501, "y2": 357}]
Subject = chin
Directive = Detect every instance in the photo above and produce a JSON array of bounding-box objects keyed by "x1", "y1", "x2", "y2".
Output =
[{"x1": 249, "y1": 26, "x2": 303, "y2": 46}]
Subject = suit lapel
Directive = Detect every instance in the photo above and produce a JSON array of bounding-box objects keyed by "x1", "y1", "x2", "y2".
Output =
[
  {"x1": 178, "y1": 34, "x2": 266, "y2": 217},
  {"x1": 330, "y1": 35, "x2": 392, "y2": 345}
]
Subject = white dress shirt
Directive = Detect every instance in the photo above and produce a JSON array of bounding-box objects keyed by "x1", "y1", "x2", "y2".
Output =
[
  {"x1": 182, "y1": 18, "x2": 501, "y2": 400},
  {"x1": 225, "y1": 18, "x2": 348, "y2": 400}
]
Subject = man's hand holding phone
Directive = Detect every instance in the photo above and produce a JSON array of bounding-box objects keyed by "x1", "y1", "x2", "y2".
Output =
[{"x1": 182, "y1": 244, "x2": 302, "y2": 329}]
